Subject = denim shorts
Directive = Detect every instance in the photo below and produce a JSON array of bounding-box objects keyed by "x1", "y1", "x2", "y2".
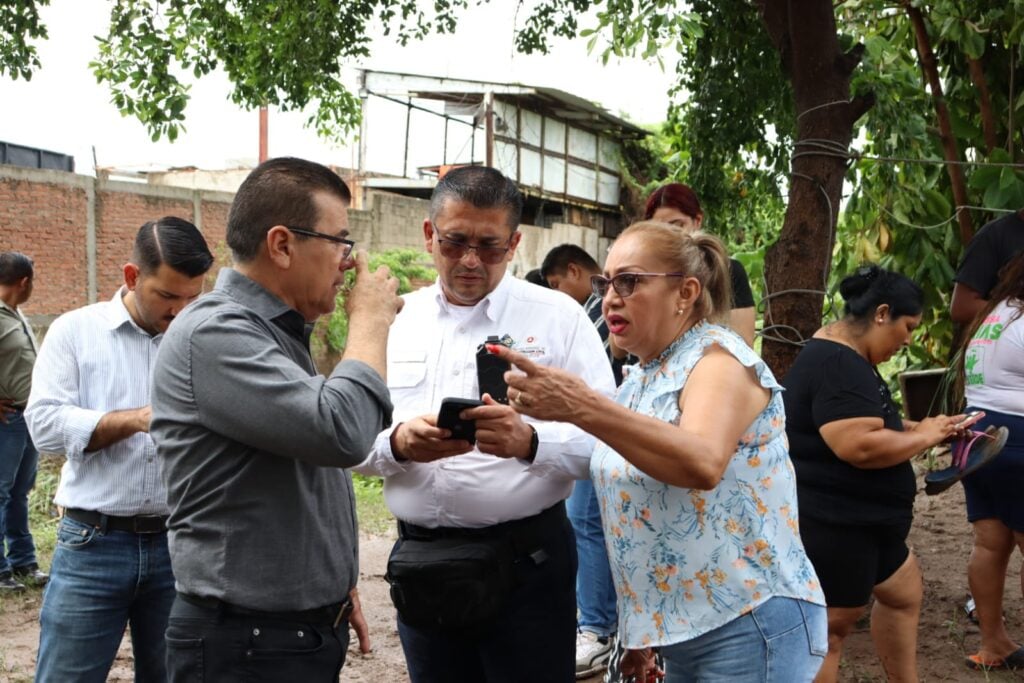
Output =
[{"x1": 660, "y1": 596, "x2": 827, "y2": 682}]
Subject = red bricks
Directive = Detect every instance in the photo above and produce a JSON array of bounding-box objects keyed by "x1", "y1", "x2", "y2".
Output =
[{"x1": 0, "y1": 169, "x2": 231, "y2": 316}]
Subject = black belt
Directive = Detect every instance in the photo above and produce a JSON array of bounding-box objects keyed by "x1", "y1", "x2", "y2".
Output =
[
  {"x1": 64, "y1": 508, "x2": 168, "y2": 534},
  {"x1": 178, "y1": 592, "x2": 354, "y2": 628},
  {"x1": 398, "y1": 501, "x2": 567, "y2": 556}
]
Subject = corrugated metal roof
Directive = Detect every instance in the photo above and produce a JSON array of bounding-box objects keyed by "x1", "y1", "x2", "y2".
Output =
[{"x1": 360, "y1": 69, "x2": 647, "y2": 139}]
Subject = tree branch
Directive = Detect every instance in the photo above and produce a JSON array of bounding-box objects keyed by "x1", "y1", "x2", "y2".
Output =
[
  {"x1": 835, "y1": 42, "x2": 866, "y2": 77},
  {"x1": 849, "y1": 91, "x2": 876, "y2": 123},
  {"x1": 905, "y1": 1, "x2": 974, "y2": 243},
  {"x1": 966, "y1": 56, "x2": 997, "y2": 154}
]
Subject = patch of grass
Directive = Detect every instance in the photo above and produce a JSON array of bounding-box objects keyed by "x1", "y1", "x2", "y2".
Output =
[
  {"x1": 28, "y1": 455, "x2": 62, "y2": 565},
  {"x1": 352, "y1": 473, "x2": 394, "y2": 537}
]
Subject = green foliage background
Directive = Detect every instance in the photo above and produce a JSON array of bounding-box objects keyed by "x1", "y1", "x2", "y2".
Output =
[
  {"x1": 8, "y1": 0, "x2": 1024, "y2": 373},
  {"x1": 322, "y1": 248, "x2": 435, "y2": 352},
  {"x1": 528, "y1": 0, "x2": 1024, "y2": 372}
]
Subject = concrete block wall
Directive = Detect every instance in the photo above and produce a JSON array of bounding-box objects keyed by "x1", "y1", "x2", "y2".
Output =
[
  {"x1": 512, "y1": 222, "x2": 611, "y2": 277},
  {"x1": 368, "y1": 191, "x2": 430, "y2": 252},
  {"x1": 1, "y1": 165, "x2": 609, "y2": 318},
  {"x1": 365, "y1": 192, "x2": 612, "y2": 275}
]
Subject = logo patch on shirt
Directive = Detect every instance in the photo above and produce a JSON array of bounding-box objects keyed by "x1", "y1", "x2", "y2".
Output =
[{"x1": 513, "y1": 337, "x2": 546, "y2": 359}]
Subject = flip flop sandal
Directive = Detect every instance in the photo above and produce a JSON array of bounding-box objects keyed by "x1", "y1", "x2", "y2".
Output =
[
  {"x1": 965, "y1": 646, "x2": 1024, "y2": 670},
  {"x1": 924, "y1": 425, "x2": 1009, "y2": 496},
  {"x1": 963, "y1": 595, "x2": 978, "y2": 624}
]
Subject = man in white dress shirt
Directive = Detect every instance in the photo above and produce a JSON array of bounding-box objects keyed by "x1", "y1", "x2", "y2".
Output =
[
  {"x1": 26, "y1": 217, "x2": 213, "y2": 683},
  {"x1": 356, "y1": 166, "x2": 615, "y2": 682}
]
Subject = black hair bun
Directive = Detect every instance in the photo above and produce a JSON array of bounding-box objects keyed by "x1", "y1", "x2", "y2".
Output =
[{"x1": 839, "y1": 264, "x2": 880, "y2": 302}]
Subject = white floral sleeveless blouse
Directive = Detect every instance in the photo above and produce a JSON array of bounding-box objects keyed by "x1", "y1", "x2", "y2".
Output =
[{"x1": 592, "y1": 322, "x2": 825, "y2": 648}]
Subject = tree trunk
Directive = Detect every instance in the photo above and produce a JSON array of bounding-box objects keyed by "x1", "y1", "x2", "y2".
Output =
[
  {"x1": 967, "y1": 56, "x2": 998, "y2": 154},
  {"x1": 756, "y1": 0, "x2": 873, "y2": 379},
  {"x1": 906, "y1": 3, "x2": 975, "y2": 244}
]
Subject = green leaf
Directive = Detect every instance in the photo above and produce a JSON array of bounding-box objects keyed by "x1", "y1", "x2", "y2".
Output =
[{"x1": 1000, "y1": 167, "x2": 1017, "y2": 190}]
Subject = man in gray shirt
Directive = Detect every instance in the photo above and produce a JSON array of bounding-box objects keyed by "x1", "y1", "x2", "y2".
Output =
[
  {"x1": 0, "y1": 251, "x2": 43, "y2": 592},
  {"x1": 151, "y1": 157, "x2": 403, "y2": 682}
]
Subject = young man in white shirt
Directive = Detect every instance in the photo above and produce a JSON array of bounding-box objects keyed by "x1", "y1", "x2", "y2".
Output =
[
  {"x1": 357, "y1": 166, "x2": 615, "y2": 682},
  {"x1": 26, "y1": 217, "x2": 213, "y2": 683}
]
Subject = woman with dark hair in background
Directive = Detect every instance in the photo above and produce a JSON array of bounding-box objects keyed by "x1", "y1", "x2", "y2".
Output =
[
  {"x1": 955, "y1": 251, "x2": 1024, "y2": 671},
  {"x1": 644, "y1": 183, "x2": 756, "y2": 346},
  {"x1": 783, "y1": 265, "x2": 967, "y2": 682},
  {"x1": 491, "y1": 222, "x2": 827, "y2": 682}
]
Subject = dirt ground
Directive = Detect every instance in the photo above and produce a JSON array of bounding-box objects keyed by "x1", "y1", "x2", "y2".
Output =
[{"x1": 3, "y1": 468, "x2": 1024, "y2": 682}]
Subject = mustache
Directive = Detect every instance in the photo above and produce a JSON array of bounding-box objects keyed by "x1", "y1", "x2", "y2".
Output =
[{"x1": 452, "y1": 266, "x2": 486, "y2": 277}]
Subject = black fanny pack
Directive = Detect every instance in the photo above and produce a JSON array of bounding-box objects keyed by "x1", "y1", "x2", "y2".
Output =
[
  {"x1": 385, "y1": 534, "x2": 515, "y2": 631},
  {"x1": 385, "y1": 503, "x2": 565, "y2": 631}
]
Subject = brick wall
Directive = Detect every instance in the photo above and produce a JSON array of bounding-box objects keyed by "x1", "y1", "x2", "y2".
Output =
[
  {"x1": 0, "y1": 170, "x2": 91, "y2": 314},
  {"x1": 1, "y1": 165, "x2": 605, "y2": 319},
  {"x1": 0, "y1": 165, "x2": 233, "y2": 317},
  {"x1": 94, "y1": 188, "x2": 197, "y2": 300}
]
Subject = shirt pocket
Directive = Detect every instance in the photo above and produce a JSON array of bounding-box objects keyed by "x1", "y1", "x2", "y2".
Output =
[{"x1": 388, "y1": 350, "x2": 428, "y2": 389}]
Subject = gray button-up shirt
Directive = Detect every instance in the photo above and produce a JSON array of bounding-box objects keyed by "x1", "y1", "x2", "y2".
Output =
[{"x1": 151, "y1": 268, "x2": 393, "y2": 611}]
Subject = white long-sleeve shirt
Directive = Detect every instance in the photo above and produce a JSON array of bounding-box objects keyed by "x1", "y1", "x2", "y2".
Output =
[
  {"x1": 26, "y1": 290, "x2": 166, "y2": 516},
  {"x1": 356, "y1": 274, "x2": 615, "y2": 528}
]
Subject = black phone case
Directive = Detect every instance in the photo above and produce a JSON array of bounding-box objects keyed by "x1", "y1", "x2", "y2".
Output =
[
  {"x1": 437, "y1": 398, "x2": 485, "y2": 443},
  {"x1": 476, "y1": 342, "x2": 511, "y2": 404}
]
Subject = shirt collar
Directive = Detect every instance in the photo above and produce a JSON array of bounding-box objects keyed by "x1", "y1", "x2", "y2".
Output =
[
  {"x1": 215, "y1": 268, "x2": 308, "y2": 340},
  {"x1": 102, "y1": 287, "x2": 146, "y2": 333},
  {"x1": 432, "y1": 272, "x2": 513, "y2": 322}
]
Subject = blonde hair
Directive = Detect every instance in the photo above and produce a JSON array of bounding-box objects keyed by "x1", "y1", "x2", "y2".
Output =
[{"x1": 618, "y1": 220, "x2": 732, "y2": 325}]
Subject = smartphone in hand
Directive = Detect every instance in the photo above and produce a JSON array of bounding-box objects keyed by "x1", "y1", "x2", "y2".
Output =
[
  {"x1": 956, "y1": 410, "x2": 985, "y2": 430},
  {"x1": 477, "y1": 335, "x2": 511, "y2": 403},
  {"x1": 437, "y1": 397, "x2": 485, "y2": 443}
]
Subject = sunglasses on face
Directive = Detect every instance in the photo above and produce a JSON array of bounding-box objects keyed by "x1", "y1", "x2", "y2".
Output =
[
  {"x1": 435, "y1": 236, "x2": 512, "y2": 265},
  {"x1": 590, "y1": 272, "x2": 685, "y2": 298},
  {"x1": 285, "y1": 226, "x2": 355, "y2": 260}
]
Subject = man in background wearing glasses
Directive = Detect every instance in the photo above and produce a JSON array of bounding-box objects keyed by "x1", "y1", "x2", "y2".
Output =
[
  {"x1": 151, "y1": 157, "x2": 403, "y2": 682},
  {"x1": 356, "y1": 165, "x2": 615, "y2": 681}
]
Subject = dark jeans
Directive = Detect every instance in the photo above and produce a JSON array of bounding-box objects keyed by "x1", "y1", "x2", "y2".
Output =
[
  {"x1": 397, "y1": 511, "x2": 578, "y2": 683},
  {"x1": 0, "y1": 411, "x2": 38, "y2": 575},
  {"x1": 165, "y1": 594, "x2": 351, "y2": 683},
  {"x1": 36, "y1": 518, "x2": 174, "y2": 683}
]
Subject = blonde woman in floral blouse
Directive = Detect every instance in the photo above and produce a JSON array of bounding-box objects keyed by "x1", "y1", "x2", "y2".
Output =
[{"x1": 487, "y1": 222, "x2": 826, "y2": 682}]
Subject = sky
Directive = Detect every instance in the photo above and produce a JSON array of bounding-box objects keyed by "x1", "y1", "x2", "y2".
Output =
[{"x1": 0, "y1": 1, "x2": 676, "y2": 176}]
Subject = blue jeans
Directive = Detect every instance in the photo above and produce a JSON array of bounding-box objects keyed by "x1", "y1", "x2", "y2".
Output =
[
  {"x1": 0, "y1": 411, "x2": 39, "y2": 575},
  {"x1": 660, "y1": 597, "x2": 827, "y2": 682},
  {"x1": 567, "y1": 478, "x2": 617, "y2": 637},
  {"x1": 35, "y1": 517, "x2": 176, "y2": 683}
]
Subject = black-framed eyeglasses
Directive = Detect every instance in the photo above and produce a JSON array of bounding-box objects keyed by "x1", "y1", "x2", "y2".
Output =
[
  {"x1": 591, "y1": 272, "x2": 685, "y2": 298},
  {"x1": 285, "y1": 226, "x2": 355, "y2": 259},
  {"x1": 435, "y1": 236, "x2": 512, "y2": 265}
]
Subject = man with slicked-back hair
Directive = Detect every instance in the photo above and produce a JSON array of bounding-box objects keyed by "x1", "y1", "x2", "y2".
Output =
[{"x1": 27, "y1": 217, "x2": 213, "y2": 683}]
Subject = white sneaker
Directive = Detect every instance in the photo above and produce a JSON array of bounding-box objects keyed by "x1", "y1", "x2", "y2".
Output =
[{"x1": 576, "y1": 630, "x2": 612, "y2": 678}]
